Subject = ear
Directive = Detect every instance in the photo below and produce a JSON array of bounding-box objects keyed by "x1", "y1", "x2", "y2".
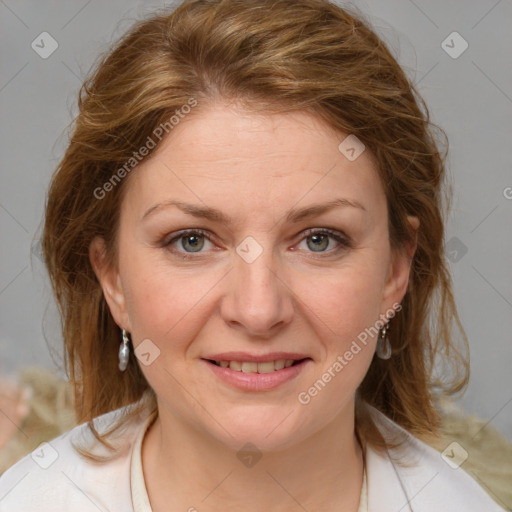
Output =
[
  {"x1": 380, "y1": 215, "x2": 419, "y2": 312},
  {"x1": 89, "y1": 236, "x2": 131, "y2": 331}
]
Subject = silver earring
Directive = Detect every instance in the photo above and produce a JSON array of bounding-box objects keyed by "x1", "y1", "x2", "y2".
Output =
[
  {"x1": 119, "y1": 329, "x2": 131, "y2": 371},
  {"x1": 376, "y1": 322, "x2": 392, "y2": 360}
]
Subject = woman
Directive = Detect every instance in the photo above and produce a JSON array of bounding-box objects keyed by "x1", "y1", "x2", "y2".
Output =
[{"x1": 0, "y1": 0, "x2": 505, "y2": 510}]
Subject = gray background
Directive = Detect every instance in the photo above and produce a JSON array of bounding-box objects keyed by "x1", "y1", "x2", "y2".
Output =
[{"x1": 1, "y1": 0, "x2": 511, "y2": 440}]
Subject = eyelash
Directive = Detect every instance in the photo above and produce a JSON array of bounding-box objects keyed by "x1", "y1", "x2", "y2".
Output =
[{"x1": 164, "y1": 228, "x2": 352, "y2": 260}]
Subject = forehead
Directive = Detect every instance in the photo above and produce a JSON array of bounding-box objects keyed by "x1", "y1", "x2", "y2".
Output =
[{"x1": 122, "y1": 102, "x2": 386, "y2": 224}]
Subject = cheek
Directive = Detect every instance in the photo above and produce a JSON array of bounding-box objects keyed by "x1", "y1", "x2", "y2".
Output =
[
  {"x1": 290, "y1": 256, "x2": 386, "y2": 389},
  {"x1": 294, "y1": 272, "x2": 380, "y2": 417},
  {"x1": 295, "y1": 261, "x2": 384, "y2": 339},
  {"x1": 122, "y1": 254, "x2": 214, "y2": 346}
]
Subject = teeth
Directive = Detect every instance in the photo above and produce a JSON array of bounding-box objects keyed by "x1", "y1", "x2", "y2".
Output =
[
  {"x1": 274, "y1": 359, "x2": 285, "y2": 370},
  {"x1": 229, "y1": 361, "x2": 242, "y2": 371},
  {"x1": 257, "y1": 361, "x2": 276, "y2": 374},
  {"x1": 215, "y1": 358, "x2": 303, "y2": 373},
  {"x1": 241, "y1": 362, "x2": 258, "y2": 373}
]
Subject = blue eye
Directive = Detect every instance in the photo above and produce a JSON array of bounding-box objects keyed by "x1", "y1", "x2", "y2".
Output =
[
  {"x1": 299, "y1": 228, "x2": 351, "y2": 253},
  {"x1": 165, "y1": 228, "x2": 351, "y2": 259},
  {"x1": 166, "y1": 229, "x2": 214, "y2": 255}
]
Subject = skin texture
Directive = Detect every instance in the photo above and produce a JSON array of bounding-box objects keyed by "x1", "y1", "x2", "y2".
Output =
[{"x1": 90, "y1": 101, "x2": 418, "y2": 511}]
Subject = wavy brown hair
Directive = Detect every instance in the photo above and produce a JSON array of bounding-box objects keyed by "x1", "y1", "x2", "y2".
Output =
[{"x1": 42, "y1": 0, "x2": 469, "y2": 460}]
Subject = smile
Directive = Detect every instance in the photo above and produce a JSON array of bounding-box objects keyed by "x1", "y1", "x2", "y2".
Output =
[
  {"x1": 208, "y1": 359, "x2": 306, "y2": 373},
  {"x1": 202, "y1": 357, "x2": 312, "y2": 391}
]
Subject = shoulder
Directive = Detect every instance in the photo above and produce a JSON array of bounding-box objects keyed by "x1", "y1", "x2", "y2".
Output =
[
  {"x1": 364, "y1": 405, "x2": 507, "y2": 512},
  {"x1": 0, "y1": 400, "x2": 151, "y2": 512}
]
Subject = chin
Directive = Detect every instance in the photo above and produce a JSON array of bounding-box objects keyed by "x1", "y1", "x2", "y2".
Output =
[{"x1": 207, "y1": 403, "x2": 309, "y2": 452}]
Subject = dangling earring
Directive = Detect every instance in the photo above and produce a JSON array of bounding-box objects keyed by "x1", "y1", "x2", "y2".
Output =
[
  {"x1": 119, "y1": 329, "x2": 131, "y2": 371},
  {"x1": 376, "y1": 322, "x2": 392, "y2": 360}
]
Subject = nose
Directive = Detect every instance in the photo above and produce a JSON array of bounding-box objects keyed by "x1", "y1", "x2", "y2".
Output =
[{"x1": 220, "y1": 243, "x2": 295, "y2": 338}]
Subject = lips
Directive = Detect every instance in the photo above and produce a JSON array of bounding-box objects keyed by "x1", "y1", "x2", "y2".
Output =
[
  {"x1": 203, "y1": 357, "x2": 311, "y2": 391},
  {"x1": 202, "y1": 352, "x2": 310, "y2": 372},
  {"x1": 201, "y1": 352, "x2": 312, "y2": 391},
  {"x1": 203, "y1": 351, "x2": 311, "y2": 362},
  {"x1": 207, "y1": 359, "x2": 307, "y2": 373}
]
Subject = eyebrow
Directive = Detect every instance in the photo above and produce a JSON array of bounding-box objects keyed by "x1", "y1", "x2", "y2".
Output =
[{"x1": 142, "y1": 198, "x2": 366, "y2": 224}]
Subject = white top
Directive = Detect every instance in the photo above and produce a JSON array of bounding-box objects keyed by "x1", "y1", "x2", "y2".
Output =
[{"x1": 0, "y1": 400, "x2": 504, "y2": 511}]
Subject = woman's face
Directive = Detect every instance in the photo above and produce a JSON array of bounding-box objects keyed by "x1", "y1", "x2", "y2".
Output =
[{"x1": 92, "y1": 101, "x2": 416, "y2": 451}]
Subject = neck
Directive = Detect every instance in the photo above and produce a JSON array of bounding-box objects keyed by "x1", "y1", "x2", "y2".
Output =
[{"x1": 142, "y1": 402, "x2": 364, "y2": 512}]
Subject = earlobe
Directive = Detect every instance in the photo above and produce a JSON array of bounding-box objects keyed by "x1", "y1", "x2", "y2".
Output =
[
  {"x1": 89, "y1": 236, "x2": 131, "y2": 330},
  {"x1": 382, "y1": 216, "x2": 419, "y2": 308}
]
